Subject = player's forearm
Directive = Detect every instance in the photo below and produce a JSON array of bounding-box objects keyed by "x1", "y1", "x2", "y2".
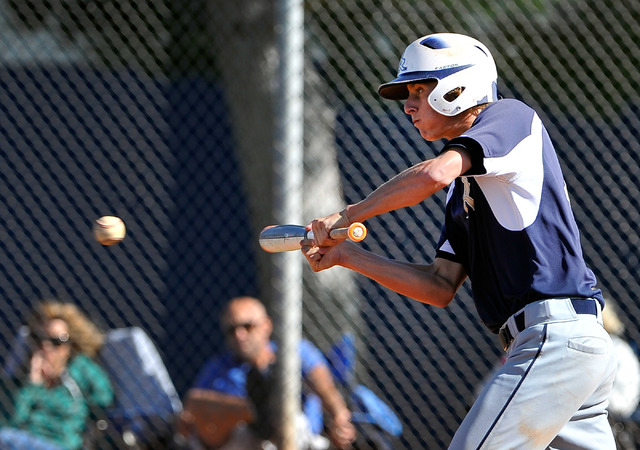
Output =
[
  {"x1": 341, "y1": 246, "x2": 458, "y2": 307},
  {"x1": 345, "y1": 158, "x2": 457, "y2": 223}
]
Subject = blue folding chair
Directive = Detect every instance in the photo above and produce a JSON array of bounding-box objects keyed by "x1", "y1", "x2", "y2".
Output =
[
  {"x1": 96, "y1": 327, "x2": 183, "y2": 449},
  {"x1": 326, "y1": 333, "x2": 402, "y2": 449},
  {"x1": 2, "y1": 325, "x2": 31, "y2": 380}
]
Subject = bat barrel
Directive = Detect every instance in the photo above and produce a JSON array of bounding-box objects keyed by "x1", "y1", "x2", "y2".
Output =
[{"x1": 259, "y1": 225, "x2": 308, "y2": 253}]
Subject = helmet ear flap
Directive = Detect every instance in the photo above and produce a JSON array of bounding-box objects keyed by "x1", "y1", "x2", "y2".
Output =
[
  {"x1": 428, "y1": 77, "x2": 468, "y2": 116},
  {"x1": 428, "y1": 66, "x2": 497, "y2": 116},
  {"x1": 443, "y1": 87, "x2": 465, "y2": 102}
]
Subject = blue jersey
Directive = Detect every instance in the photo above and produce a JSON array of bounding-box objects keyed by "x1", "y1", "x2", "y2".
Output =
[{"x1": 436, "y1": 99, "x2": 602, "y2": 333}]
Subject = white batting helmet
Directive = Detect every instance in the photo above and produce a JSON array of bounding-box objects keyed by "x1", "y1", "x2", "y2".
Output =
[{"x1": 378, "y1": 33, "x2": 498, "y2": 116}]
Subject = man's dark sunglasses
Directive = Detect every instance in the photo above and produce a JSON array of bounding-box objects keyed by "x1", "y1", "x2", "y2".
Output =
[{"x1": 224, "y1": 322, "x2": 258, "y2": 336}]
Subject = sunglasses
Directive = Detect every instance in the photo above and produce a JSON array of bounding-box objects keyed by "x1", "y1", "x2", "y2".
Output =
[
  {"x1": 33, "y1": 332, "x2": 70, "y2": 347},
  {"x1": 224, "y1": 322, "x2": 259, "y2": 337}
]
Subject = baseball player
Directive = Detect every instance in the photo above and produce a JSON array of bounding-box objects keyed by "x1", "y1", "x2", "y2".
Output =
[{"x1": 301, "y1": 33, "x2": 616, "y2": 449}]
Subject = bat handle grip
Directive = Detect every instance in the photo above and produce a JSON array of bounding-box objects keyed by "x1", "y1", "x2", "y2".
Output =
[{"x1": 308, "y1": 222, "x2": 367, "y2": 242}]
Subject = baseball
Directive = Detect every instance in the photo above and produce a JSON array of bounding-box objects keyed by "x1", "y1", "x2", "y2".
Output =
[{"x1": 93, "y1": 216, "x2": 126, "y2": 245}]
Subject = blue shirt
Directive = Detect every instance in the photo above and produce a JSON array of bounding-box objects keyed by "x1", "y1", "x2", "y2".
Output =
[
  {"x1": 437, "y1": 99, "x2": 603, "y2": 333},
  {"x1": 194, "y1": 339, "x2": 326, "y2": 434}
]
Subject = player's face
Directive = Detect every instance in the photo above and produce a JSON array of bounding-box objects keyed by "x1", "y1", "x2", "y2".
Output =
[
  {"x1": 404, "y1": 82, "x2": 458, "y2": 141},
  {"x1": 223, "y1": 302, "x2": 272, "y2": 362}
]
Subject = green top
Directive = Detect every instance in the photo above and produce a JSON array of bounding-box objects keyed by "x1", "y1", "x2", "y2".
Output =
[{"x1": 10, "y1": 354, "x2": 114, "y2": 450}]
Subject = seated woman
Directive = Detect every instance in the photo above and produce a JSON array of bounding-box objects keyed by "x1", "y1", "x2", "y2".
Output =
[{"x1": 0, "y1": 301, "x2": 114, "y2": 450}]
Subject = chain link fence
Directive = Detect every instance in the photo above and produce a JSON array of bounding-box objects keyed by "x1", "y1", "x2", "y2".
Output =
[{"x1": 1, "y1": 0, "x2": 640, "y2": 448}]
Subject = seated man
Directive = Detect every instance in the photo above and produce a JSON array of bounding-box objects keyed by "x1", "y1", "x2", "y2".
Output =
[{"x1": 180, "y1": 296, "x2": 356, "y2": 449}]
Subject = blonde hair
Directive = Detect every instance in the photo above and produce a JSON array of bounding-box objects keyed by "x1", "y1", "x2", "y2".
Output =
[{"x1": 28, "y1": 300, "x2": 105, "y2": 357}]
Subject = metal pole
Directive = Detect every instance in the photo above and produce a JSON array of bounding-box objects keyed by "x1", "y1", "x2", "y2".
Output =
[{"x1": 273, "y1": 0, "x2": 304, "y2": 449}]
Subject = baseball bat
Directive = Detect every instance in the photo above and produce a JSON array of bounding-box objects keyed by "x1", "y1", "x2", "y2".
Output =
[{"x1": 259, "y1": 222, "x2": 367, "y2": 253}]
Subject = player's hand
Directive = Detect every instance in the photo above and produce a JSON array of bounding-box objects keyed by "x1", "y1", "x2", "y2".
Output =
[
  {"x1": 307, "y1": 210, "x2": 351, "y2": 246},
  {"x1": 300, "y1": 240, "x2": 353, "y2": 272}
]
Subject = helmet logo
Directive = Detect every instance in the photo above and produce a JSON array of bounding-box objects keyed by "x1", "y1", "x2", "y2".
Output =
[{"x1": 398, "y1": 57, "x2": 407, "y2": 73}]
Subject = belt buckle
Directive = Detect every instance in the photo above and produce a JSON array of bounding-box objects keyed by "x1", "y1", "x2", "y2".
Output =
[{"x1": 498, "y1": 326, "x2": 511, "y2": 351}]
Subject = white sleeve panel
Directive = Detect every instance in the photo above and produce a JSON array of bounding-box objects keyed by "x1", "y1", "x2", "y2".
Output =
[{"x1": 472, "y1": 114, "x2": 544, "y2": 231}]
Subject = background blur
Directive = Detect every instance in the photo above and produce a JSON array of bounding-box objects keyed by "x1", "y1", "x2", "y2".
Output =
[{"x1": 1, "y1": 0, "x2": 640, "y2": 448}]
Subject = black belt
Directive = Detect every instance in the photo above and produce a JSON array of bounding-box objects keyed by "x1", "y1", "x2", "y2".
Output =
[{"x1": 498, "y1": 298, "x2": 598, "y2": 351}]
